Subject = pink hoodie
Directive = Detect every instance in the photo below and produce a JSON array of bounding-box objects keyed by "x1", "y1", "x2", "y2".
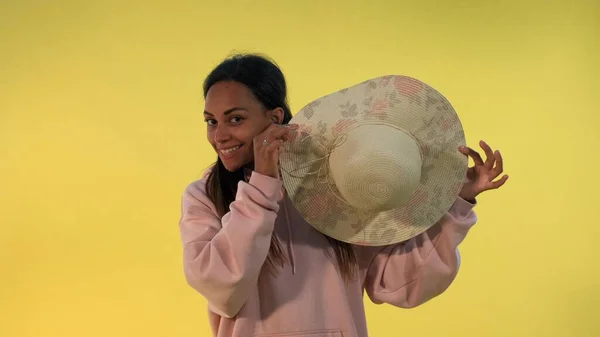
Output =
[{"x1": 179, "y1": 169, "x2": 477, "y2": 337}]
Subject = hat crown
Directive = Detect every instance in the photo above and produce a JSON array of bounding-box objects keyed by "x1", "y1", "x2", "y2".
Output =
[{"x1": 328, "y1": 124, "x2": 422, "y2": 212}]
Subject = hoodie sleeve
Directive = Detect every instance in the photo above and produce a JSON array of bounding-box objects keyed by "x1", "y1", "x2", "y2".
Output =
[
  {"x1": 178, "y1": 171, "x2": 283, "y2": 318},
  {"x1": 359, "y1": 197, "x2": 477, "y2": 308}
]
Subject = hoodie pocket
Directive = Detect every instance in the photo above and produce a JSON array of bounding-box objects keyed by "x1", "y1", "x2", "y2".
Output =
[{"x1": 254, "y1": 329, "x2": 344, "y2": 337}]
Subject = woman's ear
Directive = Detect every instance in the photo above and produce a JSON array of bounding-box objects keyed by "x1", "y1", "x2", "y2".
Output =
[{"x1": 269, "y1": 107, "x2": 285, "y2": 124}]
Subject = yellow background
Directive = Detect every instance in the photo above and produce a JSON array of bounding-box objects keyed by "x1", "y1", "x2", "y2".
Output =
[{"x1": 1, "y1": 1, "x2": 598, "y2": 336}]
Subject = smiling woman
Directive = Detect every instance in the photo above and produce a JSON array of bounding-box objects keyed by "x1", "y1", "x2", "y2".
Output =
[
  {"x1": 177, "y1": 53, "x2": 504, "y2": 337},
  {"x1": 197, "y1": 54, "x2": 358, "y2": 282},
  {"x1": 202, "y1": 55, "x2": 294, "y2": 173},
  {"x1": 203, "y1": 82, "x2": 282, "y2": 172}
]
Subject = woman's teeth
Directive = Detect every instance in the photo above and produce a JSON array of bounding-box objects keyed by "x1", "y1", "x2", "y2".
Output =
[{"x1": 221, "y1": 145, "x2": 241, "y2": 155}]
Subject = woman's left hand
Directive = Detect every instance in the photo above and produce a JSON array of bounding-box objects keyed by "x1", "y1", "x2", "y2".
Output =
[{"x1": 458, "y1": 140, "x2": 509, "y2": 202}]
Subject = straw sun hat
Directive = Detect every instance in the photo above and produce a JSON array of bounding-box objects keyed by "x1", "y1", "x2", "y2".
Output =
[{"x1": 279, "y1": 75, "x2": 468, "y2": 246}]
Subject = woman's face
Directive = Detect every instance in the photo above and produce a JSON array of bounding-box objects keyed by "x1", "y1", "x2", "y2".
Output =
[{"x1": 204, "y1": 81, "x2": 281, "y2": 172}]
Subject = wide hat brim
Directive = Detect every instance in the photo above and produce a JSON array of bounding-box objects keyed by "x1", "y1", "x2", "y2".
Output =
[{"x1": 279, "y1": 75, "x2": 468, "y2": 246}]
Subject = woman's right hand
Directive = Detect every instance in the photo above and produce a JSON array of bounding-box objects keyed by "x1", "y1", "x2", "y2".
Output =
[{"x1": 253, "y1": 123, "x2": 298, "y2": 179}]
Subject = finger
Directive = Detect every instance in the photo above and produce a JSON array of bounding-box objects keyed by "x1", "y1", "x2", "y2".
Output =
[
  {"x1": 488, "y1": 175, "x2": 509, "y2": 189},
  {"x1": 460, "y1": 146, "x2": 484, "y2": 166},
  {"x1": 267, "y1": 140, "x2": 284, "y2": 164},
  {"x1": 265, "y1": 139, "x2": 284, "y2": 153},
  {"x1": 255, "y1": 126, "x2": 283, "y2": 145},
  {"x1": 273, "y1": 123, "x2": 299, "y2": 134},
  {"x1": 458, "y1": 145, "x2": 470, "y2": 155},
  {"x1": 466, "y1": 167, "x2": 476, "y2": 181},
  {"x1": 267, "y1": 124, "x2": 293, "y2": 140},
  {"x1": 286, "y1": 129, "x2": 300, "y2": 141},
  {"x1": 281, "y1": 128, "x2": 297, "y2": 141},
  {"x1": 490, "y1": 150, "x2": 503, "y2": 179},
  {"x1": 259, "y1": 123, "x2": 285, "y2": 137},
  {"x1": 275, "y1": 126, "x2": 300, "y2": 142},
  {"x1": 259, "y1": 122, "x2": 279, "y2": 135},
  {"x1": 282, "y1": 130, "x2": 298, "y2": 142},
  {"x1": 272, "y1": 123, "x2": 299, "y2": 131},
  {"x1": 480, "y1": 140, "x2": 495, "y2": 170}
]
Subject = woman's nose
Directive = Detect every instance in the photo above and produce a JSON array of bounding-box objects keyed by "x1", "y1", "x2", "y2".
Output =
[{"x1": 214, "y1": 125, "x2": 231, "y2": 143}]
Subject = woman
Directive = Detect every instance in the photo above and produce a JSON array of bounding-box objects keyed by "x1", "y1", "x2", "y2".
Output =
[{"x1": 179, "y1": 54, "x2": 508, "y2": 337}]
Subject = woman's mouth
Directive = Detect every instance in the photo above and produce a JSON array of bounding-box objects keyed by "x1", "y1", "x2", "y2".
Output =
[{"x1": 220, "y1": 145, "x2": 242, "y2": 157}]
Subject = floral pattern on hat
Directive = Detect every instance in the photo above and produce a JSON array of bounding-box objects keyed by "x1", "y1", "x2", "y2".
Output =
[{"x1": 280, "y1": 75, "x2": 467, "y2": 246}]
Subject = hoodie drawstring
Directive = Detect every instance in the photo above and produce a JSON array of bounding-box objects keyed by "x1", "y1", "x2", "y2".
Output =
[{"x1": 282, "y1": 197, "x2": 296, "y2": 275}]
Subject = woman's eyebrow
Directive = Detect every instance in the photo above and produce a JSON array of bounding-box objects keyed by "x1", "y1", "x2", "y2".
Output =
[{"x1": 203, "y1": 107, "x2": 248, "y2": 116}]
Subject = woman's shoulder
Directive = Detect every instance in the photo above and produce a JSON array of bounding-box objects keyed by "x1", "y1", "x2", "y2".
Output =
[{"x1": 182, "y1": 166, "x2": 215, "y2": 203}]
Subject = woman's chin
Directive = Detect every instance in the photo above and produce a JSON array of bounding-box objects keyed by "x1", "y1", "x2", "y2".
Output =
[
  {"x1": 221, "y1": 160, "x2": 241, "y2": 172},
  {"x1": 220, "y1": 157, "x2": 252, "y2": 173}
]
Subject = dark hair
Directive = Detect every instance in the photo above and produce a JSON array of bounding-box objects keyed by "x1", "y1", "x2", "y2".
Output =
[{"x1": 203, "y1": 53, "x2": 357, "y2": 281}]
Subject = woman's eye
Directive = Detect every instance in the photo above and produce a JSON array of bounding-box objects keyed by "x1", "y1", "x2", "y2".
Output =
[
  {"x1": 205, "y1": 119, "x2": 216, "y2": 126},
  {"x1": 230, "y1": 116, "x2": 243, "y2": 123}
]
